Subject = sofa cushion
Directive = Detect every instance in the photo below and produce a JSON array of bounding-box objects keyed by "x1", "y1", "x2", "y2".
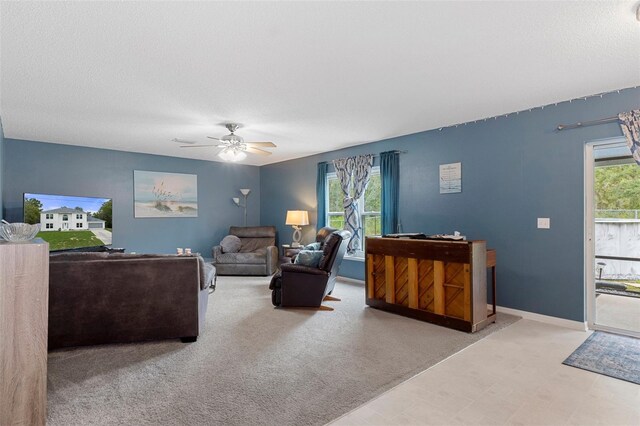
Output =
[
  {"x1": 107, "y1": 253, "x2": 177, "y2": 259},
  {"x1": 239, "y1": 238, "x2": 273, "y2": 253},
  {"x1": 215, "y1": 251, "x2": 267, "y2": 264},
  {"x1": 229, "y1": 226, "x2": 276, "y2": 238},
  {"x1": 203, "y1": 263, "x2": 216, "y2": 290},
  {"x1": 304, "y1": 242, "x2": 321, "y2": 251},
  {"x1": 294, "y1": 250, "x2": 323, "y2": 268},
  {"x1": 220, "y1": 235, "x2": 242, "y2": 253},
  {"x1": 50, "y1": 252, "x2": 110, "y2": 262}
]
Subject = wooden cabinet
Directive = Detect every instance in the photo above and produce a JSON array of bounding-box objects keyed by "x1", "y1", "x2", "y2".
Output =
[
  {"x1": 365, "y1": 237, "x2": 496, "y2": 332},
  {"x1": 0, "y1": 239, "x2": 49, "y2": 426}
]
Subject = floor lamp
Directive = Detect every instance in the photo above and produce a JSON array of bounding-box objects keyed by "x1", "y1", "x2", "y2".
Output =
[{"x1": 232, "y1": 189, "x2": 251, "y2": 226}]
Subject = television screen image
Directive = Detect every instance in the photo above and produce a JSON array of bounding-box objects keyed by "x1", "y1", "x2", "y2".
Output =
[{"x1": 24, "y1": 193, "x2": 112, "y2": 251}]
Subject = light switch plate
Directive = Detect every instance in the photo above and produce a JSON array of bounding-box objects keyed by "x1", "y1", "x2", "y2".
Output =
[{"x1": 537, "y1": 218, "x2": 550, "y2": 229}]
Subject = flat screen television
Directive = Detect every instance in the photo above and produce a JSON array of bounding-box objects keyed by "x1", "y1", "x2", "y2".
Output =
[{"x1": 23, "y1": 193, "x2": 112, "y2": 251}]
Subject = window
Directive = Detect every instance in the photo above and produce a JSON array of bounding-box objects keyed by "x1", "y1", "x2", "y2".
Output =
[
  {"x1": 326, "y1": 167, "x2": 382, "y2": 249},
  {"x1": 76, "y1": 223, "x2": 83, "y2": 228},
  {"x1": 76, "y1": 214, "x2": 83, "y2": 220},
  {"x1": 45, "y1": 213, "x2": 53, "y2": 220},
  {"x1": 46, "y1": 223, "x2": 53, "y2": 229},
  {"x1": 62, "y1": 214, "x2": 68, "y2": 221}
]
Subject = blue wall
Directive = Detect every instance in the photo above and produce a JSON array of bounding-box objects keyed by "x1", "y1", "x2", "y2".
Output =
[
  {"x1": 2, "y1": 88, "x2": 638, "y2": 321},
  {"x1": 4, "y1": 139, "x2": 260, "y2": 255},
  {"x1": 0, "y1": 117, "x2": 4, "y2": 220},
  {"x1": 260, "y1": 87, "x2": 640, "y2": 322}
]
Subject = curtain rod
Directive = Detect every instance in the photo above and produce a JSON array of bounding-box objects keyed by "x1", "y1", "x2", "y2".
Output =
[
  {"x1": 337, "y1": 150, "x2": 408, "y2": 158},
  {"x1": 372, "y1": 150, "x2": 408, "y2": 158},
  {"x1": 556, "y1": 116, "x2": 618, "y2": 131},
  {"x1": 320, "y1": 150, "x2": 407, "y2": 164}
]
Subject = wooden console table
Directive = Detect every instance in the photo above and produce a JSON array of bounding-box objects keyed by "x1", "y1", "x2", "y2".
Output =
[
  {"x1": 0, "y1": 239, "x2": 49, "y2": 426},
  {"x1": 365, "y1": 237, "x2": 496, "y2": 332}
]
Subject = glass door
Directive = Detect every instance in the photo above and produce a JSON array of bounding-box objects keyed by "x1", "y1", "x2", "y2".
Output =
[{"x1": 586, "y1": 140, "x2": 640, "y2": 337}]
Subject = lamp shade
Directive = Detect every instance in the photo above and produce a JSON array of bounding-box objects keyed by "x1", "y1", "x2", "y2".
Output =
[{"x1": 285, "y1": 210, "x2": 309, "y2": 226}]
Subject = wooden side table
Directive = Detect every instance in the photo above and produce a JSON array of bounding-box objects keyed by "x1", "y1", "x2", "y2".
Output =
[
  {"x1": 0, "y1": 239, "x2": 49, "y2": 426},
  {"x1": 487, "y1": 249, "x2": 496, "y2": 315},
  {"x1": 281, "y1": 244, "x2": 302, "y2": 257},
  {"x1": 280, "y1": 244, "x2": 302, "y2": 265}
]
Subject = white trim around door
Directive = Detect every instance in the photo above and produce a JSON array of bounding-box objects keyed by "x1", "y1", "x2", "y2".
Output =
[{"x1": 584, "y1": 136, "x2": 640, "y2": 338}]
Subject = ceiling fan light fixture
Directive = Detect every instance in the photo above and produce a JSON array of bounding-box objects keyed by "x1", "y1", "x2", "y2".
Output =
[
  {"x1": 221, "y1": 134, "x2": 244, "y2": 144},
  {"x1": 218, "y1": 148, "x2": 247, "y2": 162},
  {"x1": 179, "y1": 122, "x2": 275, "y2": 160}
]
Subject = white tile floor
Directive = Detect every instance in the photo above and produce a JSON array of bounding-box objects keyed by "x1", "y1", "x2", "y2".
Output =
[{"x1": 329, "y1": 319, "x2": 640, "y2": 426}]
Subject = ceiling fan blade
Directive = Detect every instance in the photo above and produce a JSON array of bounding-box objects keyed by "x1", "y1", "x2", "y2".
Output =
[
  {"x1": 207, "y1": 136, "x2": 225, "y2": 142},
  {"x1": 245, "y1": 146, "x2": 272, "y2": 156},
  {"x1": 246, "y1": 142, "x2": 276, "y2": 147},
  {"x1": 180, "y1": 144, "x2": 217, "y2": 148},
  {"x1": 172, "y1": 138, "x2": 197, "y2": 144}
]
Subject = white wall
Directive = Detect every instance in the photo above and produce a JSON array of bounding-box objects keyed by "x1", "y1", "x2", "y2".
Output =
[{"x1": 595, "y1": 220, "x2": 640, "y2": 279}]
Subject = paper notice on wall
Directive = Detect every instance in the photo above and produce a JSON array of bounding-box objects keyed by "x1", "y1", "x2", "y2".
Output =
[{"x1": 439, "y1": 162, "x2": 462, "y2": 194}]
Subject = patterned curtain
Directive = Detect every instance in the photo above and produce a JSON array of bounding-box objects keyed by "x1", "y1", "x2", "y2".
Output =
[
  {"x1": 333, "y1": 158, "x2": 355, "y2": 251},
  {"x1": 619, "y1": 110, "x2": 640, "y2": 165},
  {"x1": 349, "y1": 154, "x2": 375, "y2": 253}
]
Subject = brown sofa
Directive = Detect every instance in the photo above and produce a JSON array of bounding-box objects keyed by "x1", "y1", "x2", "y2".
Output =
[
  {"x1": 48, "y1": 252, "x2": 213, "y2": 350},
  {"x1": 212, "y1": 226, "x2": 278, "y2": 276}
]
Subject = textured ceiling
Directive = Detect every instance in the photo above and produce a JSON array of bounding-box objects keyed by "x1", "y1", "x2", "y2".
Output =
[{"x1": 1, "y1": 1, "x2": 639, "y2": 166}]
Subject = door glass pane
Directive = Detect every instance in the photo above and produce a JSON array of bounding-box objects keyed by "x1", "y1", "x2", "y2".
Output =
[{"x1": 593, "y1": 145, "x2": 640, "y2": 334}]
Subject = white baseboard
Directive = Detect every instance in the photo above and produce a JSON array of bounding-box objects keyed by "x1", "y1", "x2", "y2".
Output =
[
  {"x1": 336, "y1": 278, "x2": 587, "y2": 331},
  {"x1": 491, "y1": 305, "x2": 588, "y2": 331},
  {"x1": 338, "y1": 275, "x2": 589, "y2": 331}
]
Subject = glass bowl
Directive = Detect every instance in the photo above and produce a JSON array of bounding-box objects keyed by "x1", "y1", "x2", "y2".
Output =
[{"x1": 0, "y1": 222, "x2": 40, "y2": 242}]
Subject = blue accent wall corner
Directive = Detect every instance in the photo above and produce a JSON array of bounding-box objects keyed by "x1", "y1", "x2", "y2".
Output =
[
  {"x1": 4, "y1": 139, "x2": 261, "y2": 256},
  {"x1": 259, "y1": 87, "x2": 640, "y2": 322},
  {"x1": 3, "y1": 87, "x2": 639, "y2": 323}
]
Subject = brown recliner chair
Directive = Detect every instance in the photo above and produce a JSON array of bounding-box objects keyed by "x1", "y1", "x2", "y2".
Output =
[
  {"x1": 281, "y1": 226, "x2": 337, "y2": 264},
  {"x1": 270, "y1": 228, "x2": 351, "y2": 308}
]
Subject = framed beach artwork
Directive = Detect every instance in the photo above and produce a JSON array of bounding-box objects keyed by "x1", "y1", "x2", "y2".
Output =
[{"x1": 134, "y1": 170, "x2": 198, "y2": 218}]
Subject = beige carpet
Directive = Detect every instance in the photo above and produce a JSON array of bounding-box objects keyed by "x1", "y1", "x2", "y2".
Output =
[{"x1": 47, "y1": 276, "x2": 519, "y2": 425}]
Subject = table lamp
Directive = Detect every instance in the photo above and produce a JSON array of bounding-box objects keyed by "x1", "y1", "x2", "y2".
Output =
[{"x1": 285, "y1": 210, "x2": 309, "y2": 247}]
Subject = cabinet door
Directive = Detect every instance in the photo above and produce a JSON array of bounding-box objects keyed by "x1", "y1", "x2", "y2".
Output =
[{"x1": 0, "y1": 241, "x2": 49, "y2": 426}]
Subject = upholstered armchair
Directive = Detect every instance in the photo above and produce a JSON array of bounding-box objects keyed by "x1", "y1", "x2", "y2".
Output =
[
  {"x1": 212, "y1": 226, "x2": 278, "y2": 276},
  {"x1": 270, "y1": 229, "x2": 351, "y2": 308}
]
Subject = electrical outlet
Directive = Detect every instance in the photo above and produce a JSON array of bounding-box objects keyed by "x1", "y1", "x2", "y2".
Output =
[{"x1": 537, "y1": 218, "x2": 550, "y2": 229}]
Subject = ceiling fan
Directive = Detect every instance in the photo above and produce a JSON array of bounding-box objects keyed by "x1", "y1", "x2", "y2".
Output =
[{"x1": 173, "y1": 123, "x2": 276, "y2": 162}]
